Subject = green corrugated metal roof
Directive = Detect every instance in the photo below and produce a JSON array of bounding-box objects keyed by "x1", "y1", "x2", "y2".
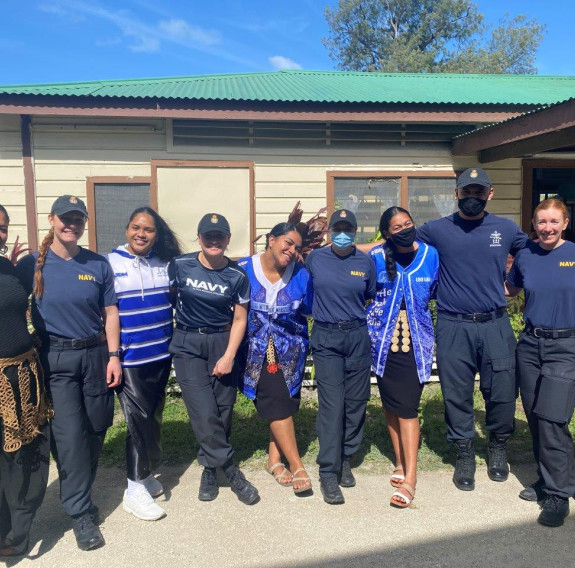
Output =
[{"x1": 1, "y1": 70, "x2": 575, "y2": 106}]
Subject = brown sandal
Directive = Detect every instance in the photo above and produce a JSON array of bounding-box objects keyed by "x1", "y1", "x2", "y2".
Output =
[
  {"x1": 390, "y1": 466, "x2": 405, "y2": 488},
  {"x1": 291, "y1": 468, "x2": 312, "y2": 494},
  {"x1": 390, "y1": 483, "x2": 415, "y2": 508},
  {"x1": 267, "y1": 463, "x2": 292, "y2": 487}
]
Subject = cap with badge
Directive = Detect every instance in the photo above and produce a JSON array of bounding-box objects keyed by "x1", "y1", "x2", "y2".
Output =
[
  {"x1": 197, "y1": 213, "x2": 231, "y2": 236},
  {"x1": 329, "y1": 209, "x2": 358, "y2": 230},
  {"x1": 51, "y1": 195, "x2": 89, "y2": 218},
  {"x1": 456, "y1": 167, "x2": 492, "y2": 189}
]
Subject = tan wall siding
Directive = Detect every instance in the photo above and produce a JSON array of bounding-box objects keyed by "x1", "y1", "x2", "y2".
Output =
[
  {"x1": 24, "y1": 116, "x2": 524, "y2": 249},
  {"x1": 0, "y1": 115, "x2": 26, "y2": 247}
]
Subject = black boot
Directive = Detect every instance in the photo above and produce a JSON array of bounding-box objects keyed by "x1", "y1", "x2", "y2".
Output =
[
  {"x1": 538, "y1": 495, "x2": 569, "y2": 527},
  {"x1": 198, "y1": 467, "x2": 219, "y2": 501},
  {"x1": 453, "y1": 439, "x2": 476, "y2": 491},
  {"x1": 487, "y1": 433, "x2": 510, "y2": 482},
  {"x1": 519, "y1": 478, "x2": 545, "y2": 502},
  {"x1": 224, "y1": 465, "x2": 259, "y2": 505},
  {"x1": 339, "y1": 458, "x2": 356, "y2": 488}
]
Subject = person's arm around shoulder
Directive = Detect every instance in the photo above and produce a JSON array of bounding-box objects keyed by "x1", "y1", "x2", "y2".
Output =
[
  {"x1": 356, "y1": 240, "x2": 383, "y2": 254},
  {"x1": 167, "y1": 258, "x2": 179, "y2": 307},
  {"x1": 510, "y1": 223, "x2": 529, "y2": 256},
  {"x1": 101, "y1": 256, "x2": 121, "y2": 387},
  {"x1": 213, "y1": 265, "x2": 250, "y2": 378},
  {"x1": 505, "y1": 253, "x2": 523, "y2": 297},
  {"x1": 300, "y1": 264, "x2": 314, "y2": 317},
  {"x1": 15, "y1": 253, "x2": 37, "y2": 297},
  {"x1": 365, "y1": 251, "x2": 377, "y2": 300},
  {"x1": 416, "y1": 222, "x2": 433, "y2": 246}
]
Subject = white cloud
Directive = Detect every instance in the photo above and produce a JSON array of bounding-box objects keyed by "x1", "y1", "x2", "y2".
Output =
[
  {"x1": 39, "y1": 1, "x2": 261, "y2": 68},
  {"x1": 269, "y1": 56, "x2": 302, "y2": 70},
  {"x1": 158, "y1": 19, "x2": 220, "y2": 46}
]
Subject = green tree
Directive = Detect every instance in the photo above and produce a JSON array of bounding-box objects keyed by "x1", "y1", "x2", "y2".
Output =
[{"x1": 323, "y1": 1, "x2": 545, "y2": 74}]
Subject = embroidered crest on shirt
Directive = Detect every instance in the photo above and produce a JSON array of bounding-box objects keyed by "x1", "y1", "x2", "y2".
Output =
[{"x1": 490, "y1": 230, "x2": 502, "y2": 247}]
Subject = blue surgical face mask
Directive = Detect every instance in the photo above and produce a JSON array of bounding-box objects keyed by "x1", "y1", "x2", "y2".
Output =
[{"x1": 331, "y1": 231, "x2": 355, "y2": 250}]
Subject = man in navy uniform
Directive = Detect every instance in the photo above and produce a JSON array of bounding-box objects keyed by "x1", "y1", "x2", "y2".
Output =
[{"x1": 417, "y1": 167, "x2": 528, "y2": 491}]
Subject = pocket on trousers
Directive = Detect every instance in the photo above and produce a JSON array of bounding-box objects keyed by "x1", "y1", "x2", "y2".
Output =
[
  {"x1": 533, "y1": 365, "x2": 575, "y2": 424},
  {"x1": 83, "y1": 346, "x2": 109, "y2": 397},
  {"x1": 345, "y1": 355, "x2": 370, "y2": 372},
  {"x1": 483, "y1": 356, "x2": 517, "y2": 403}
]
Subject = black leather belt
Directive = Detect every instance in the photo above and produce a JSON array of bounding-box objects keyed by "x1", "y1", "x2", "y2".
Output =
[
  {"x1": 48, "y1": 332, "x2": 106, "y2": 350},
  {"x1": 176, "y1": 323, "x2": 232, "y2": 334},
  {"x1": 525, "y1": 325, "x2": 575, "y2": 339},
  {"x1": 315, "y1": 320, "x2": 366, "y2": 331},
  {"x1": 440, "y1": 308, "x2": 506, "y2": 323}
]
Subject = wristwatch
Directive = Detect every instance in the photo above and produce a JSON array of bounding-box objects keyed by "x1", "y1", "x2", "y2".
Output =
[{"x1": 108, "y1": 351, "x2": 120, "y2": 358}]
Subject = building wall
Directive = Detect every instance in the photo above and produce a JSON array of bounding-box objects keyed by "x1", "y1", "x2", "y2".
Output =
[
  {"x1": 0, "y1": 116, "x2": 524, "y2": 251},
  {"x1": 0, "y1": 115, "x2": 26, "y2": 247}
]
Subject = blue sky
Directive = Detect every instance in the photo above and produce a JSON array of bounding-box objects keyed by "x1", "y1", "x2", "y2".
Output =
[{"x1": 2, "y1": 0, "x2": 573, "y2": 85}]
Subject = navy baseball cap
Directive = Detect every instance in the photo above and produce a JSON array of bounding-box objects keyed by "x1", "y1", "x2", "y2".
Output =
[
  {"x1": 329, "y1": 209, "x2": 357, "y2": 229},
  {"x1": 51, "y1": 195, "x2": 89, "y2": 218},
  {"x1": 456, "y1": 167, "x2": 492, "y2": 189},
  {"x1": 197, "y1": 213, "x2": 231, "y2": 235}
]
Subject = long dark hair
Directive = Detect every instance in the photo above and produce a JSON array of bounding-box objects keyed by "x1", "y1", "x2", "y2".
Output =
[
  {"x1": 0, "y1": 204, "x2": 9, "y2": 224},
  {"x1": 127, "y1": 207, "x2": 182, "y2": 262},
  {"x1": 379, "y1": 206, "x2": 414, "y2": 281},
  {"x1": 265, "y1": 222, "x2": 302, "y2": 249}
]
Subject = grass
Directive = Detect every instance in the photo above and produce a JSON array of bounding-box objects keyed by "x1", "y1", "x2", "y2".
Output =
[{"x1": 100, "y1": 383, "x2": 552, "y2": 473}]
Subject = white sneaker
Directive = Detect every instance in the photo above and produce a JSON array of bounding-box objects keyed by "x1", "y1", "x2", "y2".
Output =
[
  {"x1": 143, "y1": 475, "x2": 164, "y2": 498},
  {"x1": 122, "y1": 487, "x2": 166, "y2": 521}
]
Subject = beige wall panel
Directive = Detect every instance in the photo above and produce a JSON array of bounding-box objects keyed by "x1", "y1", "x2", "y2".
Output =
[
  {"x1": 0, "y1": 167, "x2": 27, "y2": 186},
  {"x1": 5, "y1": 206, "x2": 26, "y2": 225},
  {"x1": 487, "y1": 199, "x2": 521, "y2": 215},
  {"x1": 0, "y1": 133, "x2": 23, "y2": 150},
  {"x1": 0, "y1": 156, "x2": 24, "y2": 167},
  {"x1": 491, "y1": 184, "x2": 521, "y2": 199},
  {"x1": 35, "y1": 149, "x2": 162, "y2": 162},
  {"x1": 156, "y1": 166, "x2": 251, "y2": 257},
  {"x1": 34, "y1": 163, "x2": 150, "y2": 181},
  {"x1": 256, "y1": 182, "x2": 326, "y2": 199},
  {"x1": 256, "y1": 197, "x2": 326, "y2": 214},
  {"x1": 35, "y1": 180, "x2": 88, "y2": 197},
  {"x1": 0, "y1": 187, "x2": 26, "y2": 205}
]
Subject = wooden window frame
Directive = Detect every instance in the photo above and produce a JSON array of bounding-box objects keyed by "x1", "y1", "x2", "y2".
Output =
[
  {"x1": 86, "y1": 176, "x2": 153, "y2": 251},
  {"x1": 151, "y1": 159, "x2": 256, "y2": 255},
  {"x1": 326, "y1": 170, "x2": 456, "y2": 215},
  {"x1": 522, "y1": 159, "x2": 575, "y2": 232}
]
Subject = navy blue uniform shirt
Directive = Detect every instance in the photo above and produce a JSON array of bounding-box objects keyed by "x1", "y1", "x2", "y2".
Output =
[
  {"x1": 305, "y1": 245, "x2": 376, "y2": 323},
  {"x1": 507, "y1": 240, "x2": 575, "y2": 329},
  {"x1": 168, "y1": 252, "x2": 250, "y2": 328},
  {"x1": 417, "y1": 212, "x2": 527, "y2": 314},
  {"x1": 17, "y1": 248, "x2": 116, "y2": 339}
]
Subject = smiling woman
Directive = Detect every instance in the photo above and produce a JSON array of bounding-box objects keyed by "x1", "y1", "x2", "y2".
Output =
[
  {"x1": 106, "y1": 207, "x2": 181, "y2": 522},
  {"x1": 168, "y1": 213, "x2": 259, "y2": 505}
]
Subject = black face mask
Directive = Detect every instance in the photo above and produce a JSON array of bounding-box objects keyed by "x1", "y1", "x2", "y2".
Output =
[
  {"x1": 458, "y1": 196, "x2": 487, "y2": 217},
  {"x1": 390, "y1": 226, "x2": 416, "y2": 248}
]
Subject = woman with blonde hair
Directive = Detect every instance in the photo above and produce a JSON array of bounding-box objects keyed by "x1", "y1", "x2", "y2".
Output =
[{"x1": 17, "y1": 195, "x2": 121, "y2": 550}]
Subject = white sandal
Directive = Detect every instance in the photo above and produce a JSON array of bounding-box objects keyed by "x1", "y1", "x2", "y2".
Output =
[
  {"x1": 390, "y1": 483, "x2": 415, "y2": 508},
  {"x1": 390, "y1": 467, "x2": 405, "y2": 488}
]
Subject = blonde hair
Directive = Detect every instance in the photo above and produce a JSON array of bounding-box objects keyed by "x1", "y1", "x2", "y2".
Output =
[{"x1": 33, "y1": 229, "x2": 54, "y2": 298}]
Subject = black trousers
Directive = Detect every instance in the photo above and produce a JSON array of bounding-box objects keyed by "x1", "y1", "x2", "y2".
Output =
[
  {"x1": 436, "y1": 311, "x2": 517, "y2": 442},
  {"x1": 41, "y1": 342, "x2": 114, "y2": 517},
  {"x1": 517, "y1": 332, "x2": 575, "y2": 499},
  {"x1": 116, "y1": 359, "x2": 171, "y2": 481},
  {"x1": 170, "y1": 329, "x2": 237, "y2": 469},
  {"x1": 311, "y1": 323, "x2": 371, "y2": 476}
]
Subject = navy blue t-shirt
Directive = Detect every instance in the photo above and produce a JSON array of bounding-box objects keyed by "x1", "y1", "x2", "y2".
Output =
[
  {"x1": 168, "y1": 252, "x2": 250, "y2": 328},
  {"x1": 507, "y1": 240, "x2": 575, "y2": 329},
  {"x1": 16, "y1": 248, "x2": 117, "y2": 339},
  {"x1": 305, "y1": 246, "x2": 376, "y2": 323},
  {"x1": 417, "y1": 212, "x2": 528, "y2": 313}
]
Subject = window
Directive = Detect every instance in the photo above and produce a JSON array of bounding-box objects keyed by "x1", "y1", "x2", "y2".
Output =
[
  {"x1": 86, "y1": 178, "x2": 152, "y2": 254},
  {"x1": 328, "y1": 171, "x2": 456, "y2": 242}
]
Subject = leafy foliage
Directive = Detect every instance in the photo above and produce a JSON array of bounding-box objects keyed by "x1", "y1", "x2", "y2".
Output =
[{"x1": 323, "y1": 1, "x2": 545, "y2": 74}]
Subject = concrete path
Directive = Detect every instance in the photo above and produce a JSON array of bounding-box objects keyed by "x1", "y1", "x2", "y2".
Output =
[{"x1": 3, "y1": 463, "x2": 573, "y2": 568}]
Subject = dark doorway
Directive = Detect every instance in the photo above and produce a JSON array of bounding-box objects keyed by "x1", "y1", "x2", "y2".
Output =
[{"x1": 522, "y1": 161, "x2": 575, "y2": 238}]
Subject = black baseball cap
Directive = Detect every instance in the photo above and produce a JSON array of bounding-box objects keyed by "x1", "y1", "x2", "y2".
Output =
[
  {"x1": 197, "y1": 213, "x2": 231, "y2": 235},
  {"x1": 456, "y1": 167, "x2": 492, "y2": 189},
  {"x1": 51, "y1": 195, "x2": 89, "y2": 218},
  {"x1": 329, "y1": 209, "x2": 357, "y2": 230}
]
